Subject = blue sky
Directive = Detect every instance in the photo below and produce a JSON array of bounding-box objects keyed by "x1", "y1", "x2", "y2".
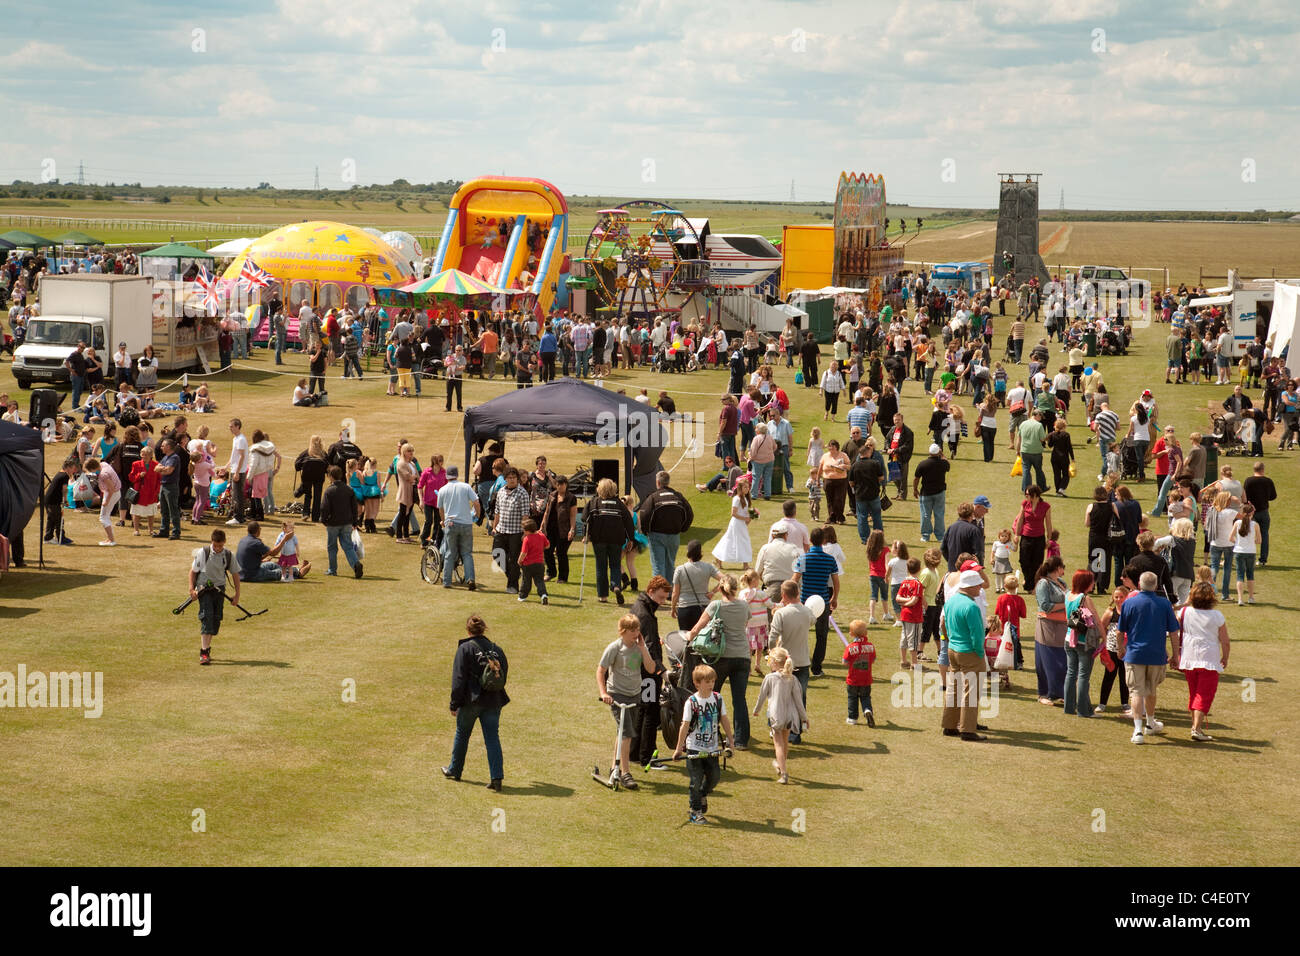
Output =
[{"x1": 1, "y1": 0, "x2": 1296, "y2": 209}]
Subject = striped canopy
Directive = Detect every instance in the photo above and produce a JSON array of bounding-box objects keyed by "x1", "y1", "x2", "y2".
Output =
[{"x1": 401, "y1": 268, "x2": 498, "y2": 297}]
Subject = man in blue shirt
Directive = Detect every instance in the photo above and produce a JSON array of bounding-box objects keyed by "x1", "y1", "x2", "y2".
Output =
[
  {"x1": 436, "y1": 465, "x2": 481, "y2": 590},
  {"x1": 792, "y1": 527, "x2": 840, "y2": 677},
  {"x1": 235, "y1": 521, "x2": 305, "y2": 581},
  {"x1": 1118, "y1": 571, "x2": 1181, "y2": 745},
  {"x1": 538, "y1": 326, "x2": 558, "y2": 382},
  {"x1": 767, "y1": 404, "x2": 795, "y2": 494}
]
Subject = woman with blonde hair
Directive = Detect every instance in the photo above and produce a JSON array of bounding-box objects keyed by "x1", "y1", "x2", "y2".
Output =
[
  {"x1": 1156, "y1": 517, "x2": 1197, "y2": 605},
  {"x1": 686, "y1": 572, "x2": 752, "y2": 749},
  {"x1": 1205, "y1": 490, "x2": 1239, "y2": 601},
  {"x1": 394, "y1": 442, "x2": 419, "y2": 543},
  {"x1": 583, "y1": 477, "x2": 635, "y2": 604},
  {"x1": 295, "y1": 434, "x2": 330, "y2": 523}
]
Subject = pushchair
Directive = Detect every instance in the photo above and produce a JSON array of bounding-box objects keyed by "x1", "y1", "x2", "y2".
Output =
[
  {"x1": 467, "y1": 348, "x2": 485, "y2": 378},
  {"x1": 1208, "y1": 411, "x2": 1248, "y2": 457},
  {"x1": 1099, "y1": 330, "x2": 1125, "y2": 356},
  {"x1": 1118, "y1": 436, "x2": 1144, "y2": 480}
]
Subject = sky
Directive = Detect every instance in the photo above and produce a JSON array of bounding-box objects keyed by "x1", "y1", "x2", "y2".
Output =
[{"x1": 1, "y1": 0, "x2": 1297, "y2": 210}]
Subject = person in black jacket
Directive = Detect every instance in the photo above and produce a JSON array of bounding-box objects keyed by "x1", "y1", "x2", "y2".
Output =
[
  {"x1": 442, "y1": 613, "x2": 508, "y2": 791},
  {"x1": 320, "y1": 465, "x2": 363, "y2": 578},
  {"x1": 1122, "y1": 530, "x2": 1175, "y2": 603},
  {"x1": 884, "y1": 412, "x2": 914, "y2": 499},
  {"x1": 638, "y1": 471, "x2": 694, "y2": 579},
  {"x1": 799, "y1": 332, "x2": 820, "y2": 389},
  {"x1": 295, "y1": 435, "x2": 330, "y2": 522},
  {"x1": 628, "y1": 576, "x2": 671, "y2": 771},
  {"x1": 584, "y1": 478, "x2": 636, "y2": 605},
  {"x1": 326, "y1": 429, "x2": 363, "y2": 471}
]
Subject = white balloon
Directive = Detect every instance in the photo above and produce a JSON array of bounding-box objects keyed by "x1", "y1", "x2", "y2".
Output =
[{"x1": 804, "y1": 594, "x2": 826, "y2": 618}]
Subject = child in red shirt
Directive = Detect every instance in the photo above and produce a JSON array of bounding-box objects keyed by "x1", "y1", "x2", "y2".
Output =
[
  {"x1": 895, "y1": 557, "x2": 926, "y2": 669},
  {"x1": 866, "y1": 530, "x2": 891, "y2": 624},
  {"x1": 518, "y1": 518, "x2": 549, "y2": 605},
  {"x1": 994, "y1": 574, "x2": 1027, "y2": 673},
  {"x1": 842, "y1": 619, "x2": 876, "y2": 727}
]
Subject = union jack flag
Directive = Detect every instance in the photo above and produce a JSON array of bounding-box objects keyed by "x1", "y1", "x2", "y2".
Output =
[
  {"x1": 238, "y1": 257, "x2": 272, "y2": 291},
  {"x1": 195, "y1": 266, "x2": 220, "y2": 314}
]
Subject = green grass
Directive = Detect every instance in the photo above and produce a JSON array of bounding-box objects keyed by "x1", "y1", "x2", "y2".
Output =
[{"x1": 0, "y1": 319, "x2": 1296, "y2": 865}]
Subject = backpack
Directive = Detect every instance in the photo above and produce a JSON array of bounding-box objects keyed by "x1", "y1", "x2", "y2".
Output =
[
  {"x1": 473, "y1": 640, "x2": 508, "y2": 693},
  {"x1": 199, "y1": 546, "x2": 233, "y2": 582},
  {"x1": 647, "y1": 489, "x2": 689, "y2": 534}
]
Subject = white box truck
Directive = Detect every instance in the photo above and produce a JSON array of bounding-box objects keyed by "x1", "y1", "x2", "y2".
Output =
[
  {"x1": 1189, "y1": 276, "x2": 1300, "y2": 359},
  {"x1": 11, "y1": 274, "x2": 216, "y2": 389}
]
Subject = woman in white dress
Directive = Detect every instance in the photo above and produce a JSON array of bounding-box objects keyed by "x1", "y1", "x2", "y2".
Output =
[{"x1": 712, "y1": 473, "x2": 754, "y2": 569}]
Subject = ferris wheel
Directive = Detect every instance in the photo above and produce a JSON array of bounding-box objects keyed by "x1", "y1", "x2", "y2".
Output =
[{"x1": 582, "y1": 200, "x2": 708, "y2": 318}]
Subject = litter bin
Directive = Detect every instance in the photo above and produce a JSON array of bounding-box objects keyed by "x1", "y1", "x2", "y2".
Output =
[{"x1": 1084, "y1": 330, "x2": 1098, "y2": 357}]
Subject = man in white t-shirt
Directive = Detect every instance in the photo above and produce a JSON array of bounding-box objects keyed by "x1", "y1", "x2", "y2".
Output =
[
  {"x1": 225, "y1": 418, "x2": 250, "y2": 525},
  {"x1": 771, "y1": 499, "x2": 810, "y2": 552}
]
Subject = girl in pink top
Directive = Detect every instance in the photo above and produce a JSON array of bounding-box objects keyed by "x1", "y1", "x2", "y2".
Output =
[
  {"x1": 417, "y1": 453, "x2": 448, "y2": 548},
  {"x1": 190, "y1": 441, "x2": 215, "y2": 524}
]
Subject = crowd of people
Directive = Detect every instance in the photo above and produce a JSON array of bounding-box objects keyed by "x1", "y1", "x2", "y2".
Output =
[{"x1": 7, "y1": 258, "x2": 1287, "y2": 825}]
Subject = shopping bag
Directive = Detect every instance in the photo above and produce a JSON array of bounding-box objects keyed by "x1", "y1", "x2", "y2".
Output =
[
  {"x1": 1010, "y1": 456, "x2": 1023, "y2": 477},
  {"x1": 351, "y1": 528, "x2": 366, "y2": 560},
  {"x1": 994, "y1": 621, "x2": 1016, "y2": 671},
  {"x1": 1069, "y1": 461, "x2": 1077, "y2": 478},
  {"x1": 794, "y1": 370, "x2": 804, "y2": 385}
]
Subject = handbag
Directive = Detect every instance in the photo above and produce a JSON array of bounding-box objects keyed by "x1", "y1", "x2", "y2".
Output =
[
  {"x1": 879, "y1": 490, "x2": 892, "y2": 511},
  {"x1": 689, "y1": 608, "x2": 727, "y2": 664},
  {"x1": 124, "y1": 486, "x2": 139, "y2": 507}
]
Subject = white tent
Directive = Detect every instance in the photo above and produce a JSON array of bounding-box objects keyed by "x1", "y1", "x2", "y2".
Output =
[
  {"x1": 1267, "y1": 282, "x2": 1300, "y2": 357},
  {"x1": 207, "y1": 237, "x2": 254, "y2": 257}
]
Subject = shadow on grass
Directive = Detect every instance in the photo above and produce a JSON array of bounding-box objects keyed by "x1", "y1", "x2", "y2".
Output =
[
  {"x1": 681, "y1": 815, "x2": 801, "y2": 836},
  {"x1": 790, "y1": 740, "x2": 890, "y2": 758},
  {"x1": 212, "y1": 659, "x2": 292, "y2": 668},
  {"x1": 0, "y1": 606, "x2": 39, "y2": 619},
  {"x1": 502, "y1": 781, "x2": 577, "y2": 797},
  {"x1": 988, "y1": 729, "x2": 1082, "y2": 752},
  {"x1": 5, "y1": 571, "x2": 111, "y2": 599}
]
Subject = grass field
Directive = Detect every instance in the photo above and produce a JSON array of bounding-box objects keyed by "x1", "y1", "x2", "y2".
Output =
[
  {"x1": 902, "y1": 220, "x2": 1300, "y2": 288},
  {"x1": 0, "y1": 195, "x2": 956, "y2": 251},
  {"x1": 1, "y1": 314, "x2": 1296, "y2": 865}
]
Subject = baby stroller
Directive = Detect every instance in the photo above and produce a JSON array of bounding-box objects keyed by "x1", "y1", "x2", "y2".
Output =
[
  {"x1": 1098, "y1": 330, "x2": 1125, "y2": 356},
  {"x1": 659, "y1": 631, "x2": 692, "y2": 753},
  {"x1": 1208, "y1": 411, "x2": 1248, "y2": 457},
  {"x1": 1118, "y1": 436, "x2": 1144, "y2": 480},
  {"x1": 467, "y1": 348, "x2": 485, "y2": 378}
]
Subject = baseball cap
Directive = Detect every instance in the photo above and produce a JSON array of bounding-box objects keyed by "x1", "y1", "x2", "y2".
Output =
[
  {"x1": 958, "y1": 570, "x2": 985, "y2": 588},
  {"x1": 446, "y1": 465, "x2": 459, "y2": 478},
  {"x1": 929, "y1": 443, "x2": 941, "y2": 455},
  {"x1": 960, "y1": 559, "x2": 983, "y2": 572},
  {"x1": 1142, "y1": 389, "x2": 1152, "y2": 397},
  {"x1": 973, "y1": 495, "x2": 992, "y2": 508}
]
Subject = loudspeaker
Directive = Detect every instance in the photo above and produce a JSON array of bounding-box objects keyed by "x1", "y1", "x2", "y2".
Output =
[
  {"x1": 592, "y1": 458, "x2": 619, "y2": 487},
  {"x1": 29, "y1": 388, "x2": 62, "y2": 427}
]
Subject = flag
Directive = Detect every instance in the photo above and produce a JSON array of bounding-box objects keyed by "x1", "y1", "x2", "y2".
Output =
[
  {"x1": 195, "y1": 266, "x2": 220, "y2": 314},
  {"x1": 238, "y1": 257, "x2": 272, "y2": 291}
]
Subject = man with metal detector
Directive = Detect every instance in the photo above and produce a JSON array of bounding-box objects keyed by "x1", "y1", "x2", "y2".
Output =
[{"x1": 188, "y1": 528, "x2": 239, "y2": 666}]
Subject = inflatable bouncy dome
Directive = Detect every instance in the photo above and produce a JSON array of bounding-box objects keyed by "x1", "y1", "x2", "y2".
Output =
[
  {"x1": 222, "y1": 221, "x2": 415, "y2": 316},
  {"x1": 462, "y1": 380, "x2": 665, "y2": 499}
]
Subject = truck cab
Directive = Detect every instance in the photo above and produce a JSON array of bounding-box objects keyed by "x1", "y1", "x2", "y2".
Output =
[
  {"x1": 928, "y1": 261, "x2": 990, "y2": 296},
  {"x1": 11, "y1": 317, "x2": 108, "y2": 388}
]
